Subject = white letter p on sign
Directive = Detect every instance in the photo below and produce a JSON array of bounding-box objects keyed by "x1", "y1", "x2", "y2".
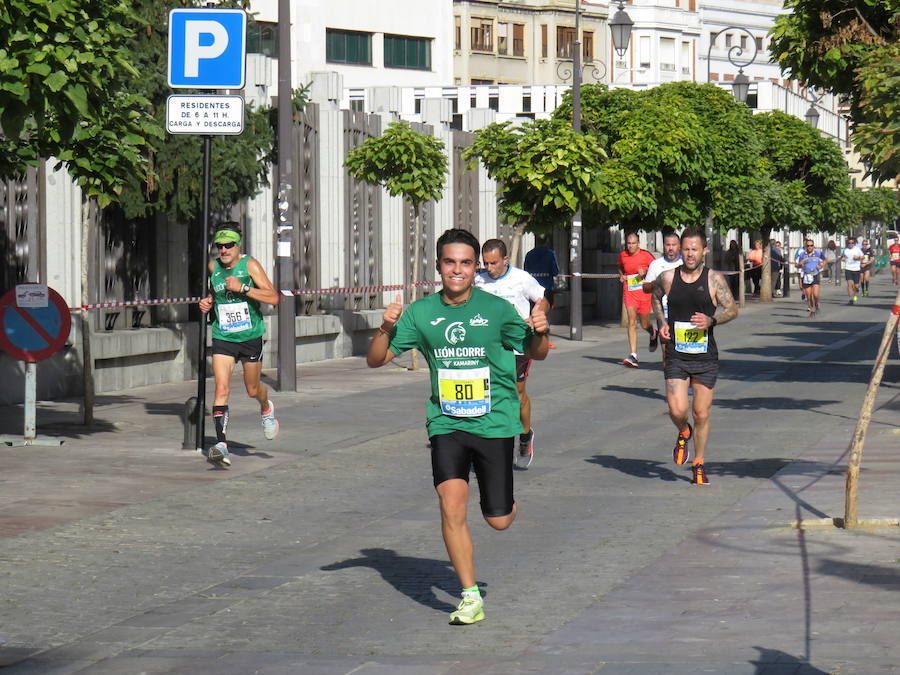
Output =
[{"x1": 184, "y1": 20, "x2": 229, "y2": 78}]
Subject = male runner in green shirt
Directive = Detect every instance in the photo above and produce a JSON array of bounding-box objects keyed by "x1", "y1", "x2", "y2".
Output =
[
  {"x1": 367, "y1": 228, "x2": 550, "y2": 625},
  {"x1": 198, "y1": 223, "x2": 280, "y2": 467}
]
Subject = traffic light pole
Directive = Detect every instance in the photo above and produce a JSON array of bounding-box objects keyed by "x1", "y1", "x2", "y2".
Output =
[{"x1": 569, "y1": 4, "x2": 584, "y2": 341}]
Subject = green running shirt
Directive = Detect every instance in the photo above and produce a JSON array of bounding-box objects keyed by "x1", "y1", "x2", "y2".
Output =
[
  {"x1": 210, "y1": 255, "x2": 265, "y2": 342},
  {"x1": 388, "y1": 287, "x2": 533, "y2": 438}
]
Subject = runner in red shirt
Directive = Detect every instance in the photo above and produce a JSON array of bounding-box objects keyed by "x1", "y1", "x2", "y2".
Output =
[
  {"x1": 618, "y1": 233, "x2": 658, "y2": 367},
  {"x1": 889, "y1": 236, "x2": 900, "y2": 286}
]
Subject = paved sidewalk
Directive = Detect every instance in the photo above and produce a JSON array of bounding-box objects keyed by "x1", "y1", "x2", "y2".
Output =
[{"x1": 0, "y1": 282, "x2": 898, "y2": 674}]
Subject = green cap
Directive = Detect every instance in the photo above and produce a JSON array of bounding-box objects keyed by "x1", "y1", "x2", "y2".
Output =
[{"x1": 214, "y1": 229, "x2": 241, "y2": 245}]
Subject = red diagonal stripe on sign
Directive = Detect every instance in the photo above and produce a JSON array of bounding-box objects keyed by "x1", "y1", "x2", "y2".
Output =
[{"x1": 13, "y1": 306, "x2": 55, "y2": 346}]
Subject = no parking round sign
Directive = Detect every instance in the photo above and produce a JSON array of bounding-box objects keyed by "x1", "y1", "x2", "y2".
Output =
[{"x1": 0, "y1": 285, "x2": 72, "y2": 363}]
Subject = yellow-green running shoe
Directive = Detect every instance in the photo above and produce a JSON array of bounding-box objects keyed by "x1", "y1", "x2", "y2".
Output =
[{"x1": 449, "y1": 593, "x2": 484, "y2": 625}]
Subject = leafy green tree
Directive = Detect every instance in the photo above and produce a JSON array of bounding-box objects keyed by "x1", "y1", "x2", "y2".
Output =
[
  {"x1": 0, "y1": 0, "x2": 160, "y2": 206},
  {"x1": 769, "y1": 0, "x2": 899, "y2": 182},
  {"x1": 345, "y1": 120, "x2": 447, "y2": 297},
  {"x1": 554, "y1": 83, "x2": 763, "y2": 235},
  {"x1": 463, "y1": 118, "x2": 606, "y2": 261},
  {"x1": 752, "y1": 110, "x2": 855, "y2": 299}
]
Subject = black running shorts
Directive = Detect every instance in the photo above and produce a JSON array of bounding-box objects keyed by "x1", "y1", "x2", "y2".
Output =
[
  {"x1": 515, "y1": 355, "x2": 532, "y2": 383},
  {"x1": 664, "y1": 356, "x2": 719, "y2": 389},
  {"x1": 430, "y1": 431, "x2": 515, "y2": 518},
  {"x1": 211, "y1": 337, "x2": 264, "y2": 363},
  {"x1": 844, "y1": 270, "x2": 861, "y2": 283}
]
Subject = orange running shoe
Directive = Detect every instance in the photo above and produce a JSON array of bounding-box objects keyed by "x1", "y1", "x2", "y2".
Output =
[
  {"x1": 673, "y1": 423, "x2": 692, "y2": 466},
  {"x1": 691, "y1": 462, "x2": 709, "y2": 486}
]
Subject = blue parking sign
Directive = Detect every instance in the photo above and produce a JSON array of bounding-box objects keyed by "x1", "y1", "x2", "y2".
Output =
[{"x1": 168, "y1": 8, "x2": 247, "y2": 89}]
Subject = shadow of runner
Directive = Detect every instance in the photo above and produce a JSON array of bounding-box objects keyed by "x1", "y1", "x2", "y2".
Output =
[
  {"x1": 750, "y1": 646, "x2": 830, "y2": 674},
  {"x1": 585, "y1": 455, "x2": 687, "y2": 482},
  {"x1": 321, "y1": 548, "x2": 462, "y2": 612}
]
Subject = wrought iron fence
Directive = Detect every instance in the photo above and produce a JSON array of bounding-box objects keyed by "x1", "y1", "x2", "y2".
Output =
[
  {"x1": 0, "y1": 169, "x2": 40, "y2": 295},
  {"x1": 452, "y1": 130, "x2": 479, "y2": 238},
  {"x1": 292, "y1": 103, "x2": 321, "y2": 315}
]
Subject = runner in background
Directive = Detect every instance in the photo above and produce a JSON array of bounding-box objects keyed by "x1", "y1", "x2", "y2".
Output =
[
  {"x1": 643, "y1": 229, "x2": 682, "y2": 367},
  {"x1": 198, "y1": 223, "x2": 280, "y2": 467},
  {"x1": 476, "y1": 239, "x2": 548, "y2": 469},
  {"x1": 795, "y1": 239, "x2": 826, "y2": 317},
  {"x1": 860, "y1": 239, "x2": 874, "y2": 296},
  {"x1": 889, "y1": 235, "x2": 900, "y2": 286},
  {"x1": 618, "y1": 233, "x2": 658, "y2": 368}
]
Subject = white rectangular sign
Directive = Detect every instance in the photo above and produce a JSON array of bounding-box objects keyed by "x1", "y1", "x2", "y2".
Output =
[
  {"x1": 15, "y1": 284, "x2": 48, "y2": 308},
  {"x1": 166, "y1": 95, "x2": 244, "y2": 135}
]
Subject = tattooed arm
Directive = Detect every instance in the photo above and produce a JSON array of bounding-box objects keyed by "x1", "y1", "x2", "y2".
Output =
[
  {"x1": 709, "y1": 270, "x2": 738, "y2": 326},
  {"x1": 652, "y1": 270, "x2": 673, "y2": 339}
]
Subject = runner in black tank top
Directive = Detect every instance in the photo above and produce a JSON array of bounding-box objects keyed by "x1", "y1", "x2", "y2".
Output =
[
  {"x1": 649, "y1": 228, "x2": 739, "y2": 486},
  {"x1": 665, "y1": 267, "x2": 718, "y2": 362}
]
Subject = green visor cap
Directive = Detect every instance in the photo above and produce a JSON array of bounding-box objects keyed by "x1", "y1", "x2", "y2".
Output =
[{"x1": 214, "y1": 230, "x2": 241, "y2": 245}]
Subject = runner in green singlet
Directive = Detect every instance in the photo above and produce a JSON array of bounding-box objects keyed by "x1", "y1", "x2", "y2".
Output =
[
  {"x1": 198, "y1": 223, "x2": 280, "y2": 467},
  {"x1": 367, "y1": 228, "x2": 550, "y2": 625}
]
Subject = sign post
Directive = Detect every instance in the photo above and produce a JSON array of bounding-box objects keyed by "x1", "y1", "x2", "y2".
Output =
[
  {"x1": 0, "y1": 285, "x2": 72, "y2": 446},
  {"x1": 167, "y1": 7, "x2": 247, "y2": 452}
]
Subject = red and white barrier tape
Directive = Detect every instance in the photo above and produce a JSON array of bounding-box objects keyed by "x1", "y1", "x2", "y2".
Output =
[{"x1": 68, "y1": 263, "x2": 803, "y2": 312}]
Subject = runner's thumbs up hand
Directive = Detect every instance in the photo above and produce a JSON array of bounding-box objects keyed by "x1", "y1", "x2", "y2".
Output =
[
  {"x1": 528, "y1": 305, "x2": 549, "y2": 335},
  {"x1": 382, "y1": 294, "x2": 403, "y2": 328}
]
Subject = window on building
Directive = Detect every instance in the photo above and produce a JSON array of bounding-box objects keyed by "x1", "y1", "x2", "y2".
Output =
[
  {"x1": 557, "y1": 26, "x2": 576, "y2": 58},
  {"x1": 709, "y1": 31, "x2": 717, "y2": 48},
  {"x1": 455, "y1": 16, "x2": 461, "y2": 50},
  {"x1": 755, "y1": 36, "x2": 764, "y2": 51},
  {"x1": 660, "y1": 37, "x2": 675, "y2": 72},
  {"x1": 740, "y1": 34, "x2": 747, "y2": 50},
  {"x1": 497, "y1": 22, "x2": 508, "y2": 55},
  {"x1": 541, "y1": 25, "x2": 548, "y2": 58},
  {"x1": 325, "y1": 29, "x2": 372, "y2": 65},
  {"x1": 513, "y1": 23, "x2": 525, "y2": 57},
  {"x1": 471, "y1": 78, "x2": 494, "y2": 85},
  {"x1": 639, "y1": 35, "x2": 651, "y2": 68},
  {"x1": 247, "y1": 21, "x2": 277, "y2": 57},
  {"x1": 583, "y1": 31, "x2": 594, "y2": 61},
  {"x1": 725, "y1": 33, "x2": 732, "y2": 48},
  {"x1": 680, "y1": 41, "x2": 691, "y2": 75},
  {"x1": 384, "y1": 34, "x2": 432, "y2": 70},
  {"x1": 471, "y1": 18, "x2": 493, "y2": 52}
]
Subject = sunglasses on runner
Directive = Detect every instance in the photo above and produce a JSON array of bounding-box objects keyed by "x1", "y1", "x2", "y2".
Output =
[{"x1": 215, "y1": 242, "x2": 237, "y2": 249}]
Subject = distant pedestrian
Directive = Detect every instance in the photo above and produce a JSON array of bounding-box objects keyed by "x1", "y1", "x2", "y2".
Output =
[
  {"x1": 841, "y1": 236, "x2": 864, "y2": 305},
  {"x1": 524, "y1": 233, "x2": 560, "y2": 309},
  {"x1": 771, "y1": 241, "x2": 785, "y2": 296},
  {"x1": 747, "y1": 240, "x2": 764, "y2": 295},
  {"x1": 723, "y1": 240, "x2": 741, "y2": 297},
  {"x1": 824, "y1": 241, "x2": 838, "y2": 283}
]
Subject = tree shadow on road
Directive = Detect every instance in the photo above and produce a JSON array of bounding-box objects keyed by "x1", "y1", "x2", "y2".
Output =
[
  {"x1": 750, "y1": 646, "x2": 829, "y2": 674},
  {"x1": 321, "y1": 548, "x2": 462, "y2": 612},
  {"x1": 581, "y1": 355, "x2": 663, "y2": 371},
  {"x1": 714, "y1": 397, "x2": 840, "y2": 411},
  {"x1": 816, "y1": 559, "x2": 900, "y2": 591},
  {"x1": 601, "y1": 384, "x2": 666, "y2": 401}
]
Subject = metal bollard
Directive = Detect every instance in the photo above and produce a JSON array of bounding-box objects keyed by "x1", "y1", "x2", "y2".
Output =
[{"x1": 182, "y1": 396, "x2": 199, "y2": 450}]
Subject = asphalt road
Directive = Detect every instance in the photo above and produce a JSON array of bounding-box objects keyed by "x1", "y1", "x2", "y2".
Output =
[{"x1": 0, "y1": 279, "x2": 897, "y2": 674}]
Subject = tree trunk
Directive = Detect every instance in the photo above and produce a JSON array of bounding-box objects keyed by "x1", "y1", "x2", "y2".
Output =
[
  {"x1": 79, "y1": 198, "x2": 95, "y2": 426},
  {"x1": 843, "y1": 288, "x2": 900, "y2": 528},
  {"x1": 760, "y1": 230, "x2": 773, "y2": 302},
  {"x1": 409, "y1": 204, "x2": 422, "y2": 371},
  {"x1": 509, "y1": 222, "x2": 527, "y2": 268}
]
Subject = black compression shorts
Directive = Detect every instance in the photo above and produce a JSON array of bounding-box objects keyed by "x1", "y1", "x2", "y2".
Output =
[{"x1": 430, "y1": 431, "x2": 514, "y2": 518}]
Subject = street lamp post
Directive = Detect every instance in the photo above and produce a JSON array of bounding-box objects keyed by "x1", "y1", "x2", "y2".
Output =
[
  {"x1": 706, "y1": 26, "x2": 758, "y2": 103},
  {"x1": 568, "y1": 0, "x2": 632, "y2": 342},
  {"x1": 803, "y1": 86, "x2": 824, "y2": 128}
]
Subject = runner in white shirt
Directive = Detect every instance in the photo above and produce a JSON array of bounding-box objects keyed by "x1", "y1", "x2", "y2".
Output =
[
  {"x1": 476, "y1": 238, "x2": 548, "y2": 469},
  {"x1": 840, "y1": 236, "x2": 864, "y2": 305},
  {"x1": 643, "y1": 230, "x2": 682, "y2": 367}
]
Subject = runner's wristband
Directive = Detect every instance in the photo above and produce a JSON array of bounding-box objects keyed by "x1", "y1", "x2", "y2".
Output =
[{"x1": 240, "y1": 283, "x2": 250, "y2": 294}]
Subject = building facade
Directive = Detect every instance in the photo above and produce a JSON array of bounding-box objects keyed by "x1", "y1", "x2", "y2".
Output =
[{"x1": 453, "y1": 0, "x2": 610, "y2": 85}]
